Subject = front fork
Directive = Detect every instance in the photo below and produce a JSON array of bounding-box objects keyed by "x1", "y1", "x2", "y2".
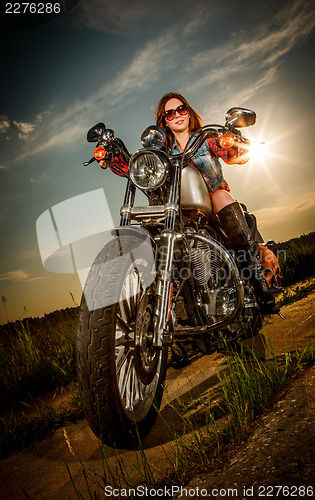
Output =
[
  {"x1": 153, "y1": 163, "x2": 181, "y2": 347},
  {"x1": 153, "y1": 229, "x2": 178, "y2": 347}
]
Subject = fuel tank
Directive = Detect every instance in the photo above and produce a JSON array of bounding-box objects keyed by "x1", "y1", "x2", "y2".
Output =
[{"x1": 180, "y1": 164, "x2": 213, "y2": 219}]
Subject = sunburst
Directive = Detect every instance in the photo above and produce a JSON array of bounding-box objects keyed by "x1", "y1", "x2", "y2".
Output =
[{"x1": 239, "y1": 102, "x2": 304, "y2": 196}]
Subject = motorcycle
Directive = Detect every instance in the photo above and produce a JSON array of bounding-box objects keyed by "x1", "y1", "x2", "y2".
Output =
[{"x1": 76, "y1": 107, "x2": 283, "y2": 448}]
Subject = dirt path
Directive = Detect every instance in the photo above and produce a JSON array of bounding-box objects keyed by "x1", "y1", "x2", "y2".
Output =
[{"x1": 0, "y1": 293, "x2": 314, "y2": 500}]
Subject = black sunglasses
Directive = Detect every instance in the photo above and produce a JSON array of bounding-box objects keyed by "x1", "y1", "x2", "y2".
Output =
[{"x1": 163, "y1": 104, "x2": 188, "y2": 121}]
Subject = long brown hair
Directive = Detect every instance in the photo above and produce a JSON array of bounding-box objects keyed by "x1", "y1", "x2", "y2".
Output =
[{"x1": 156, "y1": 92, "x2": 203, "y2": 148}]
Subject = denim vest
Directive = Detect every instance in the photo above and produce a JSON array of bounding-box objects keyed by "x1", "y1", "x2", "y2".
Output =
[{"x1": 171, "y1": 137, "x2": 224, "y2": 193}]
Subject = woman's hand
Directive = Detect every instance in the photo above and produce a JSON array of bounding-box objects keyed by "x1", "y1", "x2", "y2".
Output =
[
  {"x1": 228, "y1": 137, "x2": 250, "y2": 165},
  {"x1": 98, "y1": 159, "x2": 109, "y2": 169},
  {"x1": 226, "y1": 149, "x2": 250, "y2": 165}
]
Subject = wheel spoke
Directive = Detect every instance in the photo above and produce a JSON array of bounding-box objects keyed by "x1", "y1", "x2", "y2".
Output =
[
  {"x1": 128, "y1": 270, "x2": 141, "y2": 319},
  {"x1": 132, "y1": 363, "x2": 143, "y2": 403},
  {"x1": 116, "y1": 346, "x2": 129, "y2": 373},
  {"x1": 116, "y1": 314, "x2": 132, "y2": 336},
  {"x1": 120, "y1": 294, "x2": 132, "y2": 325},
  {"x1": 118, "y1": 352, "x2": 133, "y2": 401},
  {"x1": 117, "y1": 349, "x2": 147, "y2": 411},
  {"x1": 126, "y1": 359, "x2": 136, "y2": 410}
]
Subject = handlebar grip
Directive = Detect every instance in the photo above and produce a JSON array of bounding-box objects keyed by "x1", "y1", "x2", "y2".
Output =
[{"x1": 83, "y1": 157, "x2": 96, "y2": 167}]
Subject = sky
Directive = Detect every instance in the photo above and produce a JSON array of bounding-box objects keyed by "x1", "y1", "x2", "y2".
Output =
[{"x1": 0, "y1": 0, "x2": 314, "y2": 323}]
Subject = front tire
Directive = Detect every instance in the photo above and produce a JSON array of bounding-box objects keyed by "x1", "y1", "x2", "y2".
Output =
[{"x1": 76, "y1": 231, "x2": 168, "y2": 448}]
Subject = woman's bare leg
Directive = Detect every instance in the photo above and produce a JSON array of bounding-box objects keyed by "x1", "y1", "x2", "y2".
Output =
[{"x1": 211, "y1": 189, "x2": 236, "y2": 214}]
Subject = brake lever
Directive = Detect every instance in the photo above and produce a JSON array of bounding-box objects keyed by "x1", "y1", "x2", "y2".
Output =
[{"x1": 83, "y1": 157, "x2": 96, "y2": 167}]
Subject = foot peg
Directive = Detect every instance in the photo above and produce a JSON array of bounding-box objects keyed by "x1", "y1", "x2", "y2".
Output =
[{"x1": 268, "y1": 308, "x2": 284, "y2": 319}]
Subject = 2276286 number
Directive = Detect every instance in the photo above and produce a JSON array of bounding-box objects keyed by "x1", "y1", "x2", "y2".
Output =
[
  {"x1": 258, "y1": 485, "x2": 314, "y2": 497},
  {"x1": 5, "y1": 3, "x2": 61, "y2": 14}
]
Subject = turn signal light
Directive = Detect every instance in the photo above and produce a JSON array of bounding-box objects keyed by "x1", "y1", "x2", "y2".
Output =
[
  {"x1": 94, "y1": 146, "x2": 106, "y2": 160},
  {"x1": 219, "y1": 134, "x2": 235, "y2": 149}
]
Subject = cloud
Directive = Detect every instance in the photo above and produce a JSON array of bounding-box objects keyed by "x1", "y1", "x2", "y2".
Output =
[
  {"x1": 72, "y1": 0, "x2": 211, "y2": 35},
  {"x1": 25, "y1": 276, "x2": 45, "y2": 282},
  {"x1": 0, "y1": 115, "x2": 10, "y2": 134},
  {"x1": 13, "y1": 120, "x2": 35, "y2": 140},
  {"x1": 186, "y1": 0, "x2": 315, "y2": 99},
  {"x1": 12, "y1": 111, "x2": 49, "y2": 141},
  {"x1": 73, "y1": 0, "x2": 157, "y2": 34},
  {"x1": 254, "y1": 189, "x2": 315, "y2": 238},
  {"x1": 0, "y1": 270, "x2": 30, "y2": 282},
  {"x1": 202, "y1": 67, "x2": 280, "y2": 119},
  {"x1": 93, "y1": 32, "x2": 179, "y2": 106},
  {"x1": 0, "y1": 270, "x2": 44, "y2": 282}
]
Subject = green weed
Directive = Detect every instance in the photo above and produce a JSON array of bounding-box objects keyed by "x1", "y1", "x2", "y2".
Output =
[
  {"x1": 277, "y1": 280, "x2": 315, "y2": 307},
  {"x1": 0, "y1": 308, "x2": 78, "y2": 414},
  {"x1": 0, "y1": 382, "x2": 82, "y2": 458}
]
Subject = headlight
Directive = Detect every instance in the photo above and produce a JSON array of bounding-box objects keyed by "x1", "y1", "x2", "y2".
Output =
[{"x1": 129, "y1": 150, "x2": 169, "y2": 191}]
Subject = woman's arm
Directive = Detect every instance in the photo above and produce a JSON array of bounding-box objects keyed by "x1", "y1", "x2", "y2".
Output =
[
  {"x1": 98, "y1": 153, "x2": 129, "y2": 177},
  {"x1": 208, "y1": 138, "x2": 250, "y2": 165}
]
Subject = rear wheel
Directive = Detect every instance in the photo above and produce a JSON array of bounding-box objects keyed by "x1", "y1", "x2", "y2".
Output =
[{"x1": 76, "y1": 232, "x2": 168, "y2": 448}]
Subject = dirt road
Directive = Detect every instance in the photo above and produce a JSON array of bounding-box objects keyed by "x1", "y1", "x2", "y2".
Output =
[{"x1": 0, "y1": 292, "x2": 314, "y2": 499}]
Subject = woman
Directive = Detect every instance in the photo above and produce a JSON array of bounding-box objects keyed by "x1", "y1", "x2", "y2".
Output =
[{"x1": 156, "y1": 92, "x2": 275, "y2": 312}]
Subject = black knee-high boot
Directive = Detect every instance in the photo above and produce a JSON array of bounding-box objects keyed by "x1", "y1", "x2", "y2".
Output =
[{"x1": 217, "y1": 202, "x2": 275, "y2": 312}]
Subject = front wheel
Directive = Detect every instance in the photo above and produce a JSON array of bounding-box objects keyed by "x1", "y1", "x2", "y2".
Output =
[{"x1": 76, "y1": 230, "x2": 168, "y2": 448}]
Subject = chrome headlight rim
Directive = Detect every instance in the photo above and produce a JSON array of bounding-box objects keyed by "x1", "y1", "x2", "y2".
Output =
[{"x1": 129, "y1": 149, "x2": 169, "y2": 191}]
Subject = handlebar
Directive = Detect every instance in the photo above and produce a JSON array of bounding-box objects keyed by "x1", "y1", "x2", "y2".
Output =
[
  {"x1": 84, "y1": 123, "x2": 250, "y2": 169},
  {"x1": 83, "y1": 137, "x2": 131, "y2": 167},
  {"x1": 175, "y1": 124, "x2": 247, "y2": 166},
  {"x1": 180, "y1": 126, "x2": 221, "y2": 160}
]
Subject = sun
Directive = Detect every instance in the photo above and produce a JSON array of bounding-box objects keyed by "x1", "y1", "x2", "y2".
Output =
[{"x1": 248, "y1": 140, "x2": 269, "y2": 166}]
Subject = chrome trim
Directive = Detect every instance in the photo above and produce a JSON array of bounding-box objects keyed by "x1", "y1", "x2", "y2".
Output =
[
  {"x1": 120, "y1": 203, "x2": 178, "y2": 220},
  {"x1": 180, "y1": 231, "x2": 245, "y2": 332},
  {"x1": 129, "y1": 149, "x2": 170, "y2": 191},
  {"x1": 225, "y1": 107, "x2": 256, "y2": 128},
  {"x1": 141, "y1": 126, "x2": 166, "y2": 149},
  {"x1": 153, "y1": 230, "x2": 177, "y2": 347},
  {"x1": 165, "y1": 202, "x2": 179, "y2": 213}
]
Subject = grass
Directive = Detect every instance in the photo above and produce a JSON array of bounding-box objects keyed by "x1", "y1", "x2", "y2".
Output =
[
  {"x1": 276, "y1": 231, "x2": 315, "y2": 286},
  {"x1": 65, "y1": 428, "x2": 160, "y2": 499},
  {"x1": 0, "y1": 382, "x2": 83, "y2": 459},
  {"x1": 63, "y1": 342, "x2": 314, "y2": 498},
  {"x1": 0, "y1": 307, "x2": 78, "y2": 414},
  {"x1": 276, "y1": 279, "x2": 315, "y2": 307},
  {"x1": 0, "y1": 307, "x2": 81, "y2": 458}
]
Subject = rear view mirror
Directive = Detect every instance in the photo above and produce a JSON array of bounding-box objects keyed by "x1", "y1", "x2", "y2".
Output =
[
  {"x1": 225, "y1": 108, "x2": 256, "y2": 128},
  {"x1": 141, "y1": 126, "x2": 166, "y2": 149},
  {"x1": 87, "y1": 123, "x2": 106, "y2": 142}
]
